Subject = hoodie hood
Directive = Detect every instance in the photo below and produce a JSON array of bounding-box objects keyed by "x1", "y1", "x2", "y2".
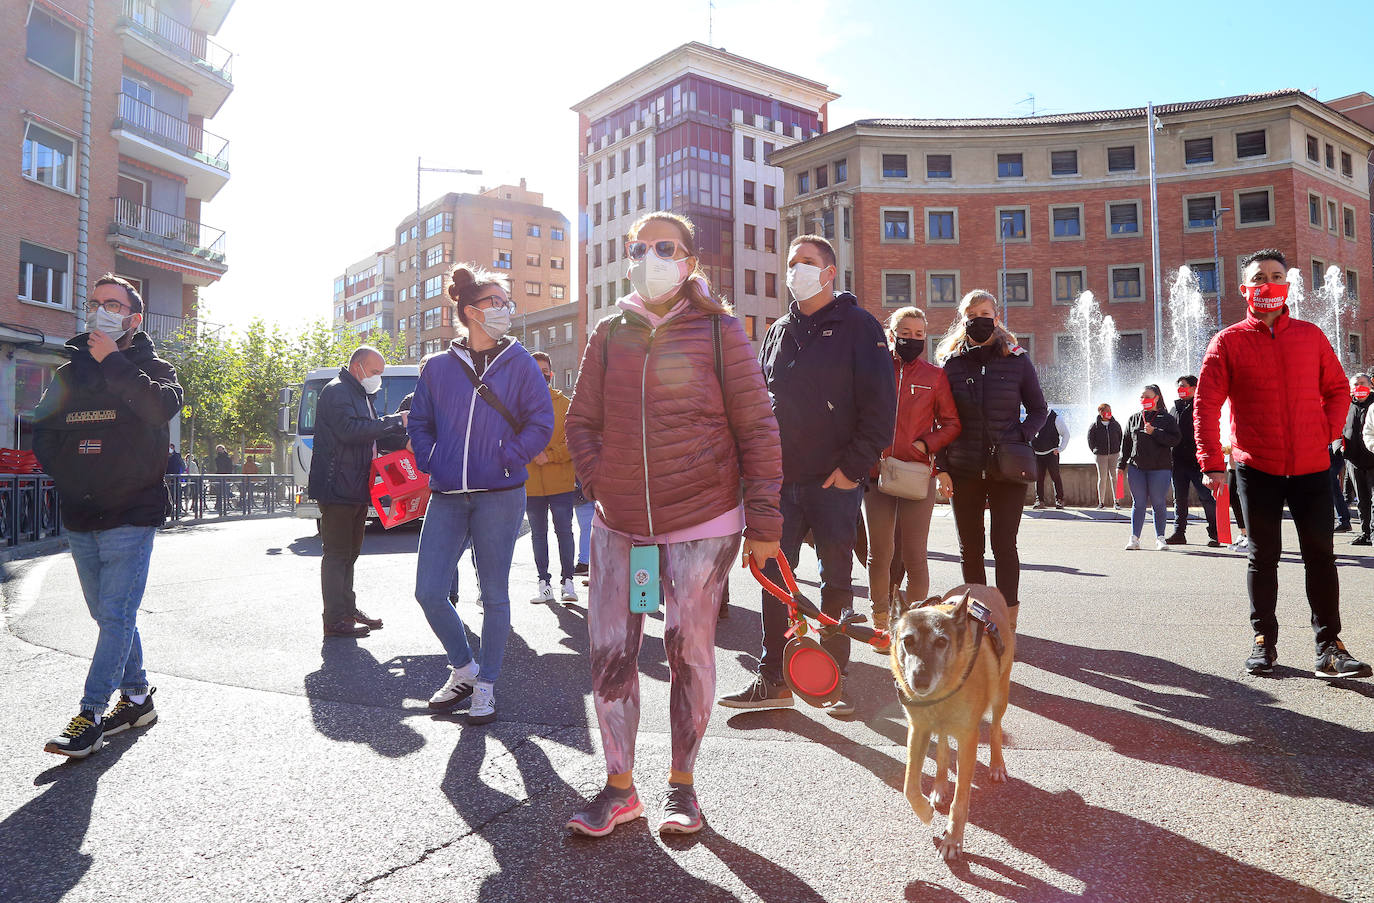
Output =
[{"x1": 66, "y1": 331, "x2": 157, "y2": 364}]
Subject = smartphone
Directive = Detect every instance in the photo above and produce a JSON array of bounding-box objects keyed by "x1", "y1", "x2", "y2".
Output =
[{"x1": 629, "y1": 544, "x2": 661, "y2": 614}]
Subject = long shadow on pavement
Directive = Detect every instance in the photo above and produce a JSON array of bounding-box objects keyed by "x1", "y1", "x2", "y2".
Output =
[{"x1": 303, "y1": 639, "x2": 427, "y2": 758}]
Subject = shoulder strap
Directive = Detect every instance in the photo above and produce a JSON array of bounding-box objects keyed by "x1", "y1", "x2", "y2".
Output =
[
  {"x1": 711, "y1": 314, "x2": 724, "y2": 391},
  {"x1": 600, "y1": 314, "x2": 627, "y2": 371},
  {"x1": 448, "y1": 348, "x2": 521, "y2": 433}
]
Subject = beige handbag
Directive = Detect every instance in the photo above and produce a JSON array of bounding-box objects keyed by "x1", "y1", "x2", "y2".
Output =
[{"x1": 877, "y1": 456, "x2": 932, "y2": 500}]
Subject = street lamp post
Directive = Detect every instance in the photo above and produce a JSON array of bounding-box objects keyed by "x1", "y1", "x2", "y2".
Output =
[
  {"x1": 414, "y1": 158, "x2": 481, "y2": 361},
  {"x1": 1147, "y1": 101, "x2": 1164, "y2": 374},
  {"x1": 1211, "y1": 205, "x2": 1231, "y2": 329}
]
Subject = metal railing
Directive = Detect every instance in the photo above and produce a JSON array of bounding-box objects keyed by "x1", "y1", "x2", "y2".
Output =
[
  {"x1": 0, "y1": 475, "x2": 62, "y2": 548},
  {"x1": 115, "y1": 94, "x2": 230, "y2": 172},
  {"x1": 111, "y1": 199, "x2": 227, "y2": 263},
  {"x1": 118, "y1": 0, "x2": 233, "y2": 81}
]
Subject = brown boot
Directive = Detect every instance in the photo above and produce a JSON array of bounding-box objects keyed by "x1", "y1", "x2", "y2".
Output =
[
  {"x1": 353, "y1": 609, "x2": 383, "y2": 629},
  {"x1": 324, "y1": 619, "x2": 369, "y2": 638}
]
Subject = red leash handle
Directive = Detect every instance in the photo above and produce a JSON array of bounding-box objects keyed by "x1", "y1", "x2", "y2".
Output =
[{"x1": 746, "y1": 552, "x2": 887, "y2": 648}]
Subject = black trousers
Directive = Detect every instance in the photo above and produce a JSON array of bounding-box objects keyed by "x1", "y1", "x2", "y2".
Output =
[
  {"x1": 950, "y1": 475, "x2": 1026, "y2": 607},
  {"x1": 1350, "y1": 464, "x2": 1372, "y2": 535},
  {"x1": 1233, "y1": 465, "x2": 1341, "y2": 649},
  {"x1": 1172, "y1": 466, "x2": 1218, "y2": 539},
  {"x1": 319, "y1": 502, "x2": 367, "y2": 624},
  {"x1": 1034, "y1": 454, "x2": 1063, "y2": 504}
]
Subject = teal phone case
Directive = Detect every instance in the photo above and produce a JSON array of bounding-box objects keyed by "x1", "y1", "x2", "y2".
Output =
[{"x1": 629, "y1": 544, "x2": 661, "y2": 613}]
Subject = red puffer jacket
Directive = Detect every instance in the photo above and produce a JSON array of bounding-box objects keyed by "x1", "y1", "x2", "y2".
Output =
[
  {"x1": 869, "y1": 356, "x2": 962, "y2": 478},
  {"x1": 566, "y1": 302, "x2": 782, "y2": 541},
  {"x1": 1195, "y1": 310, "x2": 1348, "y2": 476}
]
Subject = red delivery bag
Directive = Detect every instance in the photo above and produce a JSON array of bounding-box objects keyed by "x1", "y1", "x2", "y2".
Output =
[{"x1": 369, "y1": 450, "x2": 430, "y2": 528}]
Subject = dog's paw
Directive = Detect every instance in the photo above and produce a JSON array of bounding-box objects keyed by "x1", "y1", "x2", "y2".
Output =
[
  {"x1": 989, "y1": 761, "x2": 1008, "y2": 783},
  {"x1": 936, "y1": 831, "x2": 963, "y2": 861},
  {"x1": 907, "y1": 791, "x2": 935, "y2": 824},
  {"x1": 930, "y1": 783, "x2": 952, "y2": 808}
]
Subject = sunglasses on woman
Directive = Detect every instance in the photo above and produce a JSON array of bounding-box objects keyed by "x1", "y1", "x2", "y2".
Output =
[{"x1": 625, "y1": 239, "x2": 686, "y2": 262}]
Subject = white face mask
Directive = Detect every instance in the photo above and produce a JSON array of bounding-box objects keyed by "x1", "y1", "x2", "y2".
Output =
[
  {"x1": 627, "y1": 254, "x2": 692, "y2": 303},
  {"x1": 476, "y1": 307, "x2": 511, "y2": 340},
  {"x1": 359, "y1": 373, "x2": 382, "y2": 395},
  {"x1": 787, "y1": 263, "x2": 828, "y2": 301},
  {"x1": 91, "y1": 306, "x2": 131, "y2": 339}
]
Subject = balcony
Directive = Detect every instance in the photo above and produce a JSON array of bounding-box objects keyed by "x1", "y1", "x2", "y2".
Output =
[
  {"x1": 114, "y1": 1, "x2": 233, "y2": 117},
  {"x1": 112, "y1": 94, "x2": 230, "y2": 199},
  {"x1": 108, "y1": 200, "x2": 228, "y2": 287}
]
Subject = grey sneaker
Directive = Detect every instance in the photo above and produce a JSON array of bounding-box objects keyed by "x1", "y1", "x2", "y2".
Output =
[
  {"x1": 827, "y1": 682, "x2": 855, "y2": 718},
  {"x1": 1314, "y1": 641, "x2": 1372, "y2": 679},
  {"x1": 717, "y1": 675, "x2": 794, "y2": 710},
  {"x1": 659, "y1": 783, "x2": 703, "y2": 834},
  {"x1": 1245, "y1": 636, "x2": 1276, "y2": 675},
  {"x1": 567, "y1": 783, "x2": 643, "y2": 837}
]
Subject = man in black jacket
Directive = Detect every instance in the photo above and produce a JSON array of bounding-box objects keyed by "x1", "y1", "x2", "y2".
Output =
[
  {"x1": 1342, "y1": 373, "x2": 1374, "y2": 545},
  {"x1": 719, "y1": 234, "x2": 896, "y2": 717},
  {"x1": 1087, "y1": 403, "x2": 1123, "y2": 508},
  {"x1": 308, "y1": 346, "x2": 408, "y2": 638},
  {"x1": 1166, "y1": 375, "x2": 1219, "y2": 546},
  {"x1": 1032, "y1": 409, "x2": 1069, "y2": 509},
  {"x1": 33, "y1": 275, "x2": 183, "y2": 758}
]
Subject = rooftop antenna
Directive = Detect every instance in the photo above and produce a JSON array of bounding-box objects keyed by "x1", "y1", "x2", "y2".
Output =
[
  {"x1": 708, "y1": 0, "x2": 714, "y2": 44},
  {"x1": 1015, "y1": 94, "x2": 1037, "y2": 116}
]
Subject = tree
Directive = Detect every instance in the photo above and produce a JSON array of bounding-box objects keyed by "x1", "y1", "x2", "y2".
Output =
[{"x1": 163, "y1": 323, "x2": 242, "y2": 467}]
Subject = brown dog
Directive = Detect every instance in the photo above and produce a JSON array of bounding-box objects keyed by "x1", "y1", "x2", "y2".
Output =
[{"x1": 889, "y1": 583, "x2": 1015, "y2": 860}]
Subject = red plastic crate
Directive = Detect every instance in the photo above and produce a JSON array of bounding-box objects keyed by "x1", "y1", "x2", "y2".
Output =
[{"x1": 369, "y1": 450, "x2": 430, "y2": 528}]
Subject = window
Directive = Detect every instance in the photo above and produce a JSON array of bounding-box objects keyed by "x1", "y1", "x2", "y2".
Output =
[
  {"x1": 526, "y1": 253, "x2": 541, "y2": 267},
  {"x1": 796, "y1": 171, "x2": 810, "y2": 195},
  {"x1": 1312, "y1": 259, "x2": 1325, "y2": 285},
  {"x1": 822, "y1": 209, "x2": 835, "y2": 240},
  {"x1": 494, "y1": 250, "x2": 512, "y2": 269},
  {"x1": 882, "y1": 154, "x2": 908, "y2": 178},
  {"x1": 843, "y1": 270, "x2": 852, "y2": 292},
  {"x1": 636, "y1": 141, "x2": 645, "y2": 165},
  {"x1": 744, "y1": 225, "x2": 756, "y2": 250},
  {"x1": 1051, "y1": 206, "x2": 1081, "y2": 238},
  {"x1": 550, "y1": 256, "x2": 565, "y2": 270},
  {"x1": 525, "y1": 282, "x2": 541, "y2": 296},
  {"x1": 764, "y1": 185, "x2": 776, "y2": 210},
  {"x1": 492, "y1": 218, "x2": 512, "y2": 238},
  {"x1": 763, "y1": 141, "x2": 775, "y2": 159},
  {"x1": 565, "y1": 323, "x2": 574, "y2": 343},
  {"x1": 423, "y1": 275, "x2": 443, "y2": 298},
  {"x1": 1107, "y1": 145, "x2": 1136, "y2": 172},
  {"x1": 1052, "y1": 268, "x2": 1085, "y2": 304},
  {"x1": 18, "y1": 241, "x2": 70, "y2": 307},
  {"x1": 744, "y1": 269, "x2": 756, "y2": 294},
  {"x1": 928, "y1": 273, "x2": 958, "y2": 306},
  {"x1": 424, "y1": 212, "x2": 452, "y2": 237},
  {"x1": 1325, "y1": 144, "x2": 1335, "y2": 169},
  {"x1": 550, "y1": 285, "x2": 565, "y2": 300},
  {"x1": 743, "y1": 180, "x2": 755, "y2": 205},
  {"x1": 997, "y1": 208, "x2": 1027, "y2": 241},
  {"x1": 621, "y1": 191, "x2": 630, "y2": 215},
  {"x1": 1327, "y1": 199, "x2": 1338, "y2": 234},
  {"x1": 1235, "y1": 129, "x2": 1266, "y2": 158},
  {"x1": 1341, "y1": 151, "x2": 1353, "y2": 178},
  {"x1": 744, "y1": 315, "x2": 757, "y2": 340},
  {"x1": 926, "y1": 154, "x2": 952, "y2": 179},
  {"x1": 1108, "y1": 201, "x2": 1140, "y2": 235},
  {"x1": 1050, "y1": 149, "x2": 1078, "y2": 175},
  {"x1": 621, "y1": 149, "x2": 630, "y2": 173},
  {"x1": 764, "y1": 272, "x2": 777, "y2": 297},
  {"x1": 743, "y1": 136, "x2": 755, "y2": 161},
  {"x1": 527, "y1": 224, "x2": 541, "y2": 238},
  {"x1": 606, "y1": 196, "x2": 616, "y2": 219},
  {"x1": 565, "y1": 370, "x2": 573, "y2": 390},
  {"x1": 1306, "y1": 135, "x2": 1320, "y2": 162},
  {"x1": 1184, "y1": 137, "x2": 1213, "y2": 164},
  {"x1": 1002, "y1": 271, "x2": 1030, "y2": 305},
  {"x1": 551, "y1": 227, "x2": 565, "y2": 241},
  {"x1": 593, "y1": 203, "x2": 601, "y2": 226},
  {"x1": 637, "y1": 186, "x2": 646, "y2": 209},
  {"x1": 1186, "y1": 196, "x2": 1219, "y2": 229},
  {"x1": 593, "y1": 285, "x2": 602, "y2": 308},
  {"x1": 882, "y1": 208, "x2": 912, "y2": 242},
  {"x1": 927, "y1": 209, "x2": 956, "y2": 242},
  {"x1": 1110, "y1": 265, "x2": 1142, "y2": 301},
  {"x1": 997, "y1": 153, "x2": 1023, "y2": 178},
  {"x1": 1236, "y1": 189, "x2": 1272, "y2": 226},
  {"x1": 842, "y1": 207, "x2": 851, "y2": 240},
  {"x1": 764, "y1": 228, "x2": 776, "y2": 253},
  {"x1": 834, "y1": 158, "x2": 847, "y2": 182},
  {"x1": 815, "y1": 166, "x2": 828, "y2": 190},
  {"x1": 1309, "y1": 193, "x2": 1323, "y2": 227},
  {"x1": 425, "y1": 245, "x2": 447, "y2": 268},
  {"x1": 26, "y1": 8, "x2": 79, "y2": 81},
  {"x1": 607, "y1": 239, "x2": 617, "y2": 264},
  {"x1": 1348, "y1": 271, "x2": 1360, "y2": 301},
  {"x1": 883, "y1": 271, "x2": 913, "y2": 307},
  {"x1": 593, "y1": 244, "x2": 601, "y2": 267},
  {"x1": 1191, "y1": 262, "x2": 1219, "y2": 295},
  {"x1": 593, "y1": 161, "x2": 601, "y2": 184},
  {"x1": 1344, "y1": 206, "x2": 1357, "y2": 240},
  {"x1": 21, "y1": 123, "x2": 74, "y2": 191}
]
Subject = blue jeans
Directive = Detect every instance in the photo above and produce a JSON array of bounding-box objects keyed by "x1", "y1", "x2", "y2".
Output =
[
  {"x1": 415, "y1": 488, "x2": 525, "y2": 682},
  {"x1": 760, "y1": 481, "x2": 863, "y2": 684},
  {"x1": 1127, "y1": 466, "x2": 1172, "y2": 539},
  {"x1": 67, "y1": 525, "x2": 157, "y2": 714},
  {"x1": 527, "y1": 490, "x2": 576, "y2": 583},
  {"x1": 575, "y1": 500, "x2": 594, "y2": 566}
]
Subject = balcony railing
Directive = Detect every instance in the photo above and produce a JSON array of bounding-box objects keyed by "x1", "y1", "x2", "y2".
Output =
[
  {"x1": 111, "y1": 199, "x2": 227, "y2": 264},
  {"x1": 118, "y1": 0, "x2": 233, "y2": 81},
  {"x1": 115, "y1": 94, "x2": 229, "y2": 171}
]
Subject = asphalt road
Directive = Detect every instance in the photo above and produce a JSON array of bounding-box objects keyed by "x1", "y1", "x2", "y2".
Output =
[{"x1": 1, "y1": 505, "x2": 1371, "y2": 903}]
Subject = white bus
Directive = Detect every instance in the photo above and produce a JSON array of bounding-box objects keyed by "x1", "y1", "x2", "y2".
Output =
[{"x1": 284, "y1": 365, "x2": 419, "y2": 520}]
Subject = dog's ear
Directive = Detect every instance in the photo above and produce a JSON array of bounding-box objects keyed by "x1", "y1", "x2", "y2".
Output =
[
  {"x1": 949, "y1": 594, "x2": 971, "y2": 622},
  {"x1": 889, "y1": 587, "x2": 914, "y2": 626}
]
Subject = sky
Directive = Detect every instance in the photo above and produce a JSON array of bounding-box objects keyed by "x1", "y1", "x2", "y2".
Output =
[{"x1": 199, "y1": 0, "x2": 1374, "y2": 333}]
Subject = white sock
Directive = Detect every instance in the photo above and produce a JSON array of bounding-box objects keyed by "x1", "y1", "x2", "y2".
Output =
[{"x1": 129, "y1": 693, "x2": 148, "y2": 705}]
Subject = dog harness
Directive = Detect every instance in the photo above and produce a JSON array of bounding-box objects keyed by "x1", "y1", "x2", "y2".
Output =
[{"x1": 894, "y1": 596, "x2": 1006, "y2": 710}]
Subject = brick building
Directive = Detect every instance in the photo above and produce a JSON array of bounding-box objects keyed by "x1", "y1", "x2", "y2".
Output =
[
  {"x1": 772, "y1": 90, "x2": 1373, "y2": 392},
  {"x1": 331, "y1": 248, "x2": 396, "y2": 343},
  {"x1": 572, "y1": 42, "x2": 836, "y2": 347},
  {"x1": 2, "y1": 0, "x2": 234, "y2": 448},
  {"x1": 517, "y1": 300, "x2": 581, "y2": 394},
  {"x1": 391, "y1": 181, "x2": 570, "y2": 360}
]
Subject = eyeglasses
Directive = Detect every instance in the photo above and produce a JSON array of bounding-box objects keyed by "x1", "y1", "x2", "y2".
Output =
[
  {"x1": 84, "y1": 298, "x2": 132, "y2": 314},
  {"x1": 626, "y1": 239, "x2": 685, "y2": 262},
  {"x1": 471, "y1": 293, "x2": 516, "y2": 313}
]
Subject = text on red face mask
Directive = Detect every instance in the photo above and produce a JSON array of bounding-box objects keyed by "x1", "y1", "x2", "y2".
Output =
[
  {"x1": 1142, "y1": 397, "x2": 1157, "y2": 411},
  {"x1": 1242, "y1": 282, "x2": 1290, "y2": 313},
  {"x1": 1355, "y1": 386, "x2": 1371, "y2": 402}
]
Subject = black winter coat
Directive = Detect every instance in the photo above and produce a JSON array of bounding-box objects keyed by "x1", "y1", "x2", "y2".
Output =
[
  {"x1": 937, "y1": 343, "x2": 1048, "y2": 479},
  {"x1": 1172, "y1": 398, "x2": 1202, "y2": 471},
  {"x1": 32, "y1": 332, "x2": 183, "y2": 531},
  {"x1": 758, "y1": 292, "x2": 896, "y2": 484},
  {"x1": 1120, "y1": 409, "x2": 1181, "y2": 472},
  {"x1": 1343, "y1": 398, "x2": 1374, "y2": 470},
  {"x1": 1087, "y1": 417, "x2": 1122, "y2": 455},
  {"x1": 307, "y1": 367, "x2": 406, "y2": 505}
]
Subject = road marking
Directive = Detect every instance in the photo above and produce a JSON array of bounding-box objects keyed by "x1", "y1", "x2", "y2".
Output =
[{"x1": 0, "y1": 556, "x2": 55, "y2": 628}]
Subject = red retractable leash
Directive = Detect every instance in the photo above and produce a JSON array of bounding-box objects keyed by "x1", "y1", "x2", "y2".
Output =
[{"x1": 747, "y1": 552, "x2": 889, "y2": 708}]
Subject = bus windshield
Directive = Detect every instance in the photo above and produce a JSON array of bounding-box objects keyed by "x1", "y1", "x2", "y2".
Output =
[{"x1": 296, "y1": 375, "x2": 418, "y2": 436}]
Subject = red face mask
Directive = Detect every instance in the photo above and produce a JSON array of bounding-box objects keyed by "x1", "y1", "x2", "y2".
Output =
[
  {"x1": 1242, "y1": 282, "x2": 1289, "y2": 314},
  {"x1": 1142, "y1": 397, "x2": 1157, "y2": 411},
  {"x1": 1355, "y1": 386, "x2": 1371, "y2": 402},
  {"x1": 1102, "y1": 413, "x2": 1112, "y2": 421},
  {"x1": 1177, "y1": 386, "x2": 1193, "y2": 399}
]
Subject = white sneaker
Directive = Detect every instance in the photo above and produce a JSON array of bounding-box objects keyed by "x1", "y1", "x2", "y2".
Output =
[
  {"x1": 468, "y1": 681, "x2": 496, "y2": 724},
  {"x1": 428, "y1": 660, "x2": 478, "y2": 710},
  {"x1": 1154, "y1": 536, "x2": 1169, "y2": 551},
  {"x1": 1124, "y1": 536, "x2": 1140, "y2": 550},
  {"x1": 531, "y1": 580, "x2": 555, "y2": 604},
  {"x1": 1232, "y1": 536, "x2": 1249, "y2": 552},
  {"x1": 561, "y1": 578, "x2": 578, "y2": 602}
]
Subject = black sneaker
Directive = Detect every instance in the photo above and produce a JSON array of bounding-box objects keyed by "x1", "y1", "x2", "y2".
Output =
[
  {"x1": 103, "y1": 687, "x2": 157, "y2": 736},
  {"x1": 1353, "y1": 534, "x2": 1372, "y2": 547},
  {"x1": 44, "y1": 710, "x2": 104, "y2": 758},
  {"x1": 1245, "y1": 636, "x2": 1276, "y2": 675},
  {"x1": 573, "y1": 562, "x2": 589, "y2": 576},
  {"x1": 1031, "y1": 502, "x2": 1044, "y2": 510},
  {"x1": 1335, "y1": 522, "x2": 1353, "y2": 533},
  {"x1": 717, "y1": 675, "x2": 794, "y2": 710},
  {"x1": 1206, "y1": 539, "x2": 1222, "y2": 548},
  {"x1": 1314, "y1": 641, "x2": 1373, "y2": 679},
  {"x1": 1164, "y1": 532, "x2": 1187, "y2": 545}
]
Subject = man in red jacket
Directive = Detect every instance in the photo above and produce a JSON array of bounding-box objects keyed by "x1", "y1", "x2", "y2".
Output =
[{"x1": 1196, "y1": 249, "x2": 1370, "y2": 679}]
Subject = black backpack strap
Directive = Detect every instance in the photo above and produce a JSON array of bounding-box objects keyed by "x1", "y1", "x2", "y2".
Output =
[{"x1": 448, "y1": 348, "x2": 521, "y2": 433}]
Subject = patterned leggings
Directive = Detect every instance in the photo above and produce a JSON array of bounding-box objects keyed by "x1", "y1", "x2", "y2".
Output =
[{"x1": 588, "y1": 527, "x2": 739, "y2": 775}]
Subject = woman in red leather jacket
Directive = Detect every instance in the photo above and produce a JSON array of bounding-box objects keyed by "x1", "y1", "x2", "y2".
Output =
[{"x1": 863, "y1": 306, "x2": 960, "y2": 644}]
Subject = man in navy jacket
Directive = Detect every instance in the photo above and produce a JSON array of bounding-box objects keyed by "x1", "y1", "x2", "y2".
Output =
[{"x1": 720, "y1": 234, "x2": 896, "y2": 716}]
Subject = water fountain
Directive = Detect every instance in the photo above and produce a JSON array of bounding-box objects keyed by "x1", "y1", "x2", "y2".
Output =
[
  {"x1": 1310, "y1": 265, "x2": 1348, "y2": 369},
  {"x1": 1286, "y1": 267, "x2": 1307, "y2": 322},
  {"x1": 1099, "y1": 315, "x2": 1119, "y2": 390},
  {"x1": 1166, "y1": 265, "x2": 1207, "y2": 376},
  {"x1": 1067, "y1": 290, "x2": 1104, "y2": 405}
]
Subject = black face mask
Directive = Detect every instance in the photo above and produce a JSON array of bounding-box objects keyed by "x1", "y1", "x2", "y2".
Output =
[
  {"x1": 894, "y1": 337, "x2": 924, "y2": 363},
  {"x1": 966, "y1": 316, "x2": 996, "y2": 344}
]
